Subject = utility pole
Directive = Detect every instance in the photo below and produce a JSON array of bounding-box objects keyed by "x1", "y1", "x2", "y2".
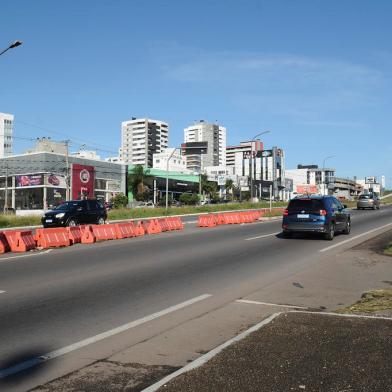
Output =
[
  {"x1": 269, "y1": 184, "x2": 272, "y2": 212},
  {"x1": 4, "y1": 164, "x2": 8, "y2": 213},
  {"x1": 65, "y1": 140, "x2": 70, "y2": 201},
  {"x1": 165, "y1": 148, "x2": 177, "y2": 212}
]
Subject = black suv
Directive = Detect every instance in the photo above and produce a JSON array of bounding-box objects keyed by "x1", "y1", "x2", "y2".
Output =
[
  {"x1": 42, "y1": 200, "x2": 107, "y2": 228},
  {"x1": 282, "y1": 195, "x2": 351, "y2": 240}
]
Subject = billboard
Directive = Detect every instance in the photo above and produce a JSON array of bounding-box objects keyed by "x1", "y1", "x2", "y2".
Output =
[
  {"x1": 16, "y1": 174, "x2": 44, "y2": 187},
  {"x1": 365, "y1": 176, "x2": 377, "y2": 184},
  {"x1": 72, "y1": 164, "x2": 95, "y2": 199},
  {"x1": 46, "y1": 174, "x2": 66, "y2": 188},
  {"x1": 296, "y1": 185, "x2": 318, "y2": 194}
]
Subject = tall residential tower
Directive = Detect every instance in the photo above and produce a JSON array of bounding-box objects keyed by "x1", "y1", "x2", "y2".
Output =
[
  {"x1": 0, "y1": 113, "x2": 14, "y2": 158},
  {"x1": 121, "y1": 118, "x2": 169, "y2": 167},
  {"x1": 183, "y1": 120, "x2": 226, "y2": 173}
]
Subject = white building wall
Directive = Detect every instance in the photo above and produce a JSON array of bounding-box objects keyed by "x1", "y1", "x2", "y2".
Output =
[
  {"x1": 0, "y1": 113, "x2": 14, "y2": 158},
  {"x1": 153, "y1": 148, "x2": 191, "y2": 173}
]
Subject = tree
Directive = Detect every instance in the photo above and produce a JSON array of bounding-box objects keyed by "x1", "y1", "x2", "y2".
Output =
[
  {"x1": 179, "y1": 193, "x2": 200, "y2": 205},
  {"x1": 110, "y1": 193, "x2": 128, "y2": 209},
  {"x1": 128, "y1": 165, "x2": 153, "y2": 201},
  {"x1": 225, "y1": 179, "x2": 234, "y2": 200},
  {"x1": 200, "y1": 174, "x2": 217, "y2": 198}
]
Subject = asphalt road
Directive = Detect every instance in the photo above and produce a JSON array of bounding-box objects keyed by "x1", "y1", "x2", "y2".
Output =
[{"x1": 0, "y1": 206, "x2": 392, "y2": 388}]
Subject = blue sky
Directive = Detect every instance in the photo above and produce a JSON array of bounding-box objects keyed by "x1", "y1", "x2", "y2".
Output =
[{"x1": 1, "y1": 0, "x2": 391, "y2": 185}]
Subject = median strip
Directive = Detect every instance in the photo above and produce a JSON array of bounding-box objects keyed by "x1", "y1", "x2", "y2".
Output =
[
  {"x1": 320, "y1": 222, "x2": 392, "y2": 253},
  {"x1": 0, "y1": 293, "x2": 212, "y2": 379}
]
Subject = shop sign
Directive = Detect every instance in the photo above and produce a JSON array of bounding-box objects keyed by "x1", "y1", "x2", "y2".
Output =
[
  {"x1": 16, "y1": 174, "x2": 43, "y2": 187},
  {"x1": 72, "y1": 164, "x2": 95, "y2": 199},
  {"x1": 46, "y1": 174, "x2": 66, "y2": 188},
  {"x1": 296, "y1": 185, "x2": 318, "y2": 194},
  {"x1": 107, "y1": 180, "x2": 121, "y2": 192}
]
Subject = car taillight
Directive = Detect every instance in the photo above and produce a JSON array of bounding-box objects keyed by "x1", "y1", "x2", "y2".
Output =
[
  {"x1": 283, "y1": 209, "x2": 289, "y2": 216},
  {"x1": 320, "y1": 209, "x2": 327, "y2": 216}
]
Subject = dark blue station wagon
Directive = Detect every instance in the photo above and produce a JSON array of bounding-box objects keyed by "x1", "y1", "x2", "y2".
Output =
[{"x1": 282, "y1": 195, "x2": 351, "y2": 240}]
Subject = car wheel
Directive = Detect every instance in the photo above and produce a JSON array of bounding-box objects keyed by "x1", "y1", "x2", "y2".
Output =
[
  {"x1": 97, "y1": 217, "x2": 105, "y2": 225},
  {"x1": 324, "y1": 223, "x2": 335, "y2": 241},
  {"x1": 343, "y1": 220, "x2": 351, "y2": 235},
  {"x1": 67, "y1": 219, "x2": 77, "y2": 227}
]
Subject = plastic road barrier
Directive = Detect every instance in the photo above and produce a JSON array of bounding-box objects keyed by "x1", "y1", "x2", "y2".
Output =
[
  {"x1": 35, "y1": 227, "x2": 71, "y2": 248},
  {"x1": 0, "y1": 232, "x2": 10, "y2": 254},
  {"x1": 4, "y1": 230, "x2": 36, "y2": 252}
]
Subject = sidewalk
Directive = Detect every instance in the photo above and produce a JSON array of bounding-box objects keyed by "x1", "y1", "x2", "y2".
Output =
[{"x1": 152, "y1": 311, "x2": 392, "y2": 392}]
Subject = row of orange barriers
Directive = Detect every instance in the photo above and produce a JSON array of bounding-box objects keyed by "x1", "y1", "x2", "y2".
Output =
[
  {"x1": 0, "y1": 217, "x2": 185, "y2": 254},
  {"x1": 198, "y1": 209, "x2": 279, "y2": 228}
]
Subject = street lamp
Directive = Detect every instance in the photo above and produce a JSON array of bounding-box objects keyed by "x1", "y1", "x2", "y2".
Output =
[
  {"x1": 165, "y1": 148, "x2": 177, "y2": 212},
  {"x1": 322, "y1": 155, "x2": 335, "y2": 196},
  {"x1": 250, "y1": 130, "x2": 270, "y2": 201},
  {"x1": 0, "y1": 40, "x2": 23, "y2": 57}
]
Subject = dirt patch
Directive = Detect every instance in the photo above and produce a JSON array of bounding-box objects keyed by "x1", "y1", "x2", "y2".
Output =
[
  {"x1": 336, "y1": 289, "x2": 392, "y2": 317},
  {"x1": 352, "y1": 229, "x2": 392, "y2": 255},
  {"x1": 32, "y1": 361, "x2": 178, "y2": 392}
]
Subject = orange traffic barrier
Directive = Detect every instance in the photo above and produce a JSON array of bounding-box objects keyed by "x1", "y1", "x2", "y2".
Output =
[
  {"x1": 214, "y1": 214, "x2": 226, "y2": 225},
  {"x1": 4, "y1": 230, "x2": 36, "y2": 252},
  {"x1": 114, "y1": 222, "x2": 136, "y2": 239},
  {"x1": 158, "y1": 218, "x2": 170, "y2": 232},
  {"x1": 92, "y1": 224, "x2": 117, "y2": 241},
  {"x1": 35, "y1": 227, "x2": 71, "y2": 248},
  {"x1": 198, "y1": 215, "x2": 216, "y2": 227},
  {"x1": 0, "y1": 232, "x2": 10, "y2": 254},
  {"x1": 67, "y1": 226, "x2": 82, "y2": 244},
  {"x1": 81, "y1": 225, "x2": 96, "y2": 244},
  {"x1": 134, "y1": 221, "x2": 145, "y2": 236},
  {"x1": 143, "y1": 219, "x2": 162, "y2": 235}
]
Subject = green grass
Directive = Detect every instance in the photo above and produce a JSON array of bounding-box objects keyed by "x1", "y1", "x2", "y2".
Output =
[
  {"x1": 336, "y1": 289, "x2": 392, "y2": 314},
  {"x1": 108, "y1": 201, "x2": 287, "y2": 221},
  {"x1": 0, "y1": 214, "x2": 41, "y2": 228},
  {"x1": 384, "y1": 242, "x2": 392, "y2": 256}
]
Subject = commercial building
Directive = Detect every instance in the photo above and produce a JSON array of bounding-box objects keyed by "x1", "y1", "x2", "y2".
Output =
[
  {"x1": 241, "y1": 146, "x2": 286, "y2": 200},
  {"x1": 121, "y1": 118, "x2": 169, "y2": 167},
  {"x1": 153, "y1": 148, "x2": 191, "y2": 173},
  {"x1": 183, "y1": 120, "x2": 226, "y2": 172},
  {"x1": 356, "y1": 177, "x2": 381, "y2": 195},
  {"x1": 226, "y1": 140, "x2": 263, "y2": 173},
  {"x1": 0, "y1": 152, "x2": 126, "y2": 214},
  {"x1": 127, "y1": 165, "x2": 199, "y2": 203},
  {"x1": 25, "y1": 137, "x2": 67, "y2": 155},
  {"x1": 285, "y1": 165, "x2": 335, "y2": 196},
  {"x1": 0, "y1": 112, "x2": 14, "y2": 158}
]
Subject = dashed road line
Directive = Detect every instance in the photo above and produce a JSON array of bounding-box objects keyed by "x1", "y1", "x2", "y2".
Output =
[
  {"x1": 0, "y1": 290, "x2": 6, "y2": 294},
  {"x1": 245, "y1": 232, "x2": 280, "y2": 241},
  {"x1": 0, "y1": 293, "x2": 212, "y2": 379},
  {"x1": 0, "y1": 249, "x2": 52, "y2": 263},
  {"x1": 236, "y1": 299, "x2": 308, "y2": 309}
]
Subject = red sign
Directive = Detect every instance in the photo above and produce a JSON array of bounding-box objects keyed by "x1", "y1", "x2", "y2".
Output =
[
  {"x1": 296, "y1": 185, "x2": 318, "y2": 194},
  {"x1": 72, "y1": 164, "x2": 95, "y2": 199}
]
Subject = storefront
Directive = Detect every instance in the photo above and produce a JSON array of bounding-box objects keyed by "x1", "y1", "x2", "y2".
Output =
[{"x1": 0, "y1": 152, "x2": 126, "y2": 215}]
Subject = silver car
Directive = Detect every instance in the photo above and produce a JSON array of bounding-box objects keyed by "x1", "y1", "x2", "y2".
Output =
[{"x1": 357, "y1": 194, "x2": 380, "y2": 210}]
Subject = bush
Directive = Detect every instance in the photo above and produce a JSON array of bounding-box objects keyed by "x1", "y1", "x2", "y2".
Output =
[
  {"x1": 179, "y1": 193, "x2": 200, "y2": 205},
  {"x1": 111, "y1": 193, "x2": 128, "y2": 209}
]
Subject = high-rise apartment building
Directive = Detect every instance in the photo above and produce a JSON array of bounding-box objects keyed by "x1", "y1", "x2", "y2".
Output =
[
  {"x1": 121, "y1": 118, "x2": 169, "y2": 167},
  {"x1": 183, "y1": 120, "x2": 226, "y2": 173},
  {"x1": 0, "y1": 113, "x2": 14, "y2": 158},
  {"x1": 226, "y1": 140, "x2": 263, "y2": 175}
]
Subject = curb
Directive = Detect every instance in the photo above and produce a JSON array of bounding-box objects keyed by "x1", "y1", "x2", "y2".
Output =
[{"x1": 140, "y1": 312, "x2": 282, "y2": 392}]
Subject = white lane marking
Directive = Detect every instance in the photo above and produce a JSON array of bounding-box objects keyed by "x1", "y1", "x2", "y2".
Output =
[
  {"x1": 236, "y1": 299, "x2": 308, "y2": 310},
  {"x1": 0, "y1": 249, "x2": 52, "y2": 263},
  {"x1": 291, "y1": 310, "x2": 392, "y2": 321},
  {"x1": 141, "y1": 312, "x2": 281, "y2": 392},
  {"x1": 245, "y1": 232, "x2": 280, "y2": 241},
  {"x1": 0, "y1": 290, "x2": 6, "y2": 294},
  {"x1": 0, "y1": 294, "x2": 212, "y2": 379},
  {"x1": 320, "y1": 222, "x2": 392, "y2": 253},
  {"x1": 184, "y1": 220, "x2": 197, "y2": 224}
]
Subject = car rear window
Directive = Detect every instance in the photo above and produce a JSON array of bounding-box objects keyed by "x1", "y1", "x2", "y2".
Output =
[{"x1": 288, "y1": 199, "x2": 324, "y2": 212}]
